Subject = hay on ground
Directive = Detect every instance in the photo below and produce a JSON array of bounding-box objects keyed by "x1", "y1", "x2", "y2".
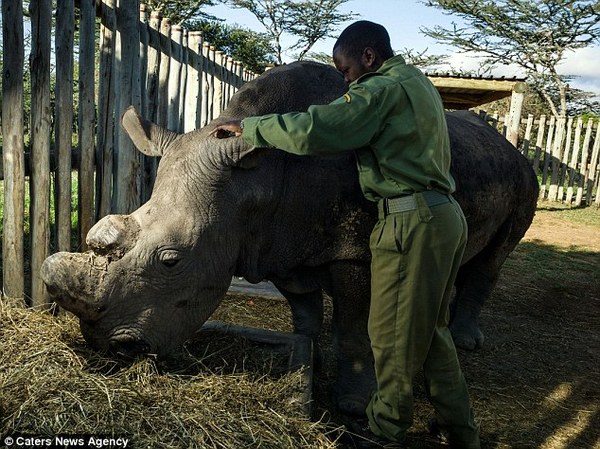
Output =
[{"x1": 0, "y1": 300, "x2": 339, "y2": 449}]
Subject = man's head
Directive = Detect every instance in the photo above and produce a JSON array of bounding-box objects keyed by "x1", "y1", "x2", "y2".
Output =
[{"x1": 333, "y1": 20, "x2": 394, "y2": 84}]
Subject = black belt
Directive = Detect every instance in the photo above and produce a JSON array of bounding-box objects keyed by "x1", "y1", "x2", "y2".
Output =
[{"x1": 383, "y1": 191, "x2": 451, "y2": 215}]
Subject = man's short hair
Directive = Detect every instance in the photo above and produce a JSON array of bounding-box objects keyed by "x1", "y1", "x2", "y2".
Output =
[{"x1": 333, "y1": 21, "x2": 394, "y2": 60}]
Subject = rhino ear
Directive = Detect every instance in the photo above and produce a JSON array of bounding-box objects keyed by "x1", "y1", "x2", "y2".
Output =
[{"x1": 121, "y1": 106, "x2": 180, "y2": 157}]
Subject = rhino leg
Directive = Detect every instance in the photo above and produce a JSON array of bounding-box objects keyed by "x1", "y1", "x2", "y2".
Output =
[
  {"x1": 328, "y1": 260, "x2": 375, "y2": 417},
  {"x1": 278, "y1": 287, "x2": 325, "y2": 369},
  {"x1": 451, "y1": 259, "x2": 494, "y2": 350},
  {"x1": 451, "y1": 218, "x2": 520, "y2": 350}
]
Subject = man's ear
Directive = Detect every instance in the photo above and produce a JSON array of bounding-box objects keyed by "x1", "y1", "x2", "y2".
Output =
[{"x1": 362, "y1": 47, "x2": 378, "y2": 69}]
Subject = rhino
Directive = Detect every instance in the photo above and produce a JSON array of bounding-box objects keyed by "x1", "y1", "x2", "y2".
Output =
[{"x1": 41, "y1": 61, "x2": 538, "y2": 416}]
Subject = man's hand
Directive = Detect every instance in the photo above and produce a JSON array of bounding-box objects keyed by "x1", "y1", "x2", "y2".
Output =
[{"x1": 210, "y1": 120, "x2": 243, "y2": 139}]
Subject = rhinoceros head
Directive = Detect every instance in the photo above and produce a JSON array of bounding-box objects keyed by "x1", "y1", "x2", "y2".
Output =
[{"x1": 41, "y1": 107, "x2": 260, "y2": 357}]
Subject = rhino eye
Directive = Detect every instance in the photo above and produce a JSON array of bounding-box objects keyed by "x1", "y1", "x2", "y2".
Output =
[{"x1": 159, "y1": 250, "x2": 182, "y2": 268}]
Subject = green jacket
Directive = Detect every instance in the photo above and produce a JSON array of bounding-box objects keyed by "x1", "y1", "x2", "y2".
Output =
[{"x1": 241, "y1": 55, "x2": 455, "y2": 202}]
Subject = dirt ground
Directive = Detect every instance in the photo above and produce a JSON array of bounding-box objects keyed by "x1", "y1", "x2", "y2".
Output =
[{"x1": 215, "y1": 206, "x2": 600, "y2": 449}]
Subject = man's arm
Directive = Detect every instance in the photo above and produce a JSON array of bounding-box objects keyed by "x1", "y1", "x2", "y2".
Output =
[{"x1": 213, "y1": 85, "x2": 382, "y2": 156}]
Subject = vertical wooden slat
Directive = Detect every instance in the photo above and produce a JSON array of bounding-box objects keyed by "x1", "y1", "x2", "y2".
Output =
[
  {"x1": 55, "y1": 0, "x2": 75, "y2": 252},
  {"x1": 566, "y1": 118, "x2": 583, "y2": 205},
  {"x1": 539, "y1": 116, "x2": 556, "y2": 200},
  {"x1": 179, "y1": 29, "x2": 189, "y2": 132},
  {"x1": 78, "y1": 0, "x2": 96, "y2": 250},
  {"x1": 213, "y1": 50, "x2": 224, "y2": 120},
  {"x1": 139, "y1": 4, "x2": 149, "y2": 118},
  {"x1": 96, "y1": 0, "x2": 116, "y2": 220},
  {"x1": 506, "y1": 87, "x2": 525, "y2": 147},
  {"x1": 200, "y1": 42, "x2": 212, "y2": 127},
  {"x1": 548, "y1": 116, "x2": 566, "y2": 202},
  {"x1": 575, "y1": 120, "x2": 594, "y2": 207},
  {"x1": 158, "y1": 17, "x2": 171, "y2": 128},
  {"x1": 143, "y1": 10, "x2": 161, "y2": 201},
  {"x1": 2, "y1": 0, "x2": 26, "y2": 302},
  {"x1": 522, "y1": 114, "x2": 534, "y2": 160},
  {"x1": 29, "y1": 0, "x2": 52, "y2": 308},
  {"x1": 557, "y1": 117, "x2": 574, "y2": 202},
  {"x1": 146, "y1": 11, "x2": 161, "y2": 122},
  {"x1": 185, "y1": 31, "x2": 203, "y2": 132},
  {"x1": 113, "y1": 0, "x2": 142, "y2": 214},
  {"x1": 586, "y1": 122, "x2": 600, "y2": 205},
  {"x1": 532, "y1": 114, "x2": 546, "y2": 172},
  {"x1": 168, "y1": 24, "x2": 183, "y2": 132}
]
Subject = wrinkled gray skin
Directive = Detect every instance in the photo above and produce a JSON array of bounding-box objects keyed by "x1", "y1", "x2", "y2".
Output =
[{"x1": 41, "y1": 61, "x2": 538, "y2": 416}]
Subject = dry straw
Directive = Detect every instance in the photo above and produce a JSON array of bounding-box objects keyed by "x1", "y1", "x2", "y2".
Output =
[{"x1": 0, "y1": 300, "x2": 340, "y2": 448}]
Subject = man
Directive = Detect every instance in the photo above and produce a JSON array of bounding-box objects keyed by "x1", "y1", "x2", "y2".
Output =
[{"x1": 213, "y1": 20, "x2": 480, "y2": 448}]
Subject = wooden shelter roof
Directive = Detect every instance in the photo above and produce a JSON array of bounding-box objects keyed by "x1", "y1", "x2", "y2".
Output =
[{"x1": 426, "y1": 73, "x2": 527, "y2": 110}]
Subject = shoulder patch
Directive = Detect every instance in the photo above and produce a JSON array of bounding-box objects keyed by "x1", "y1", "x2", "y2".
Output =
[{"x1": 343, "y1": 93, "x2": 351, "y2": 103}]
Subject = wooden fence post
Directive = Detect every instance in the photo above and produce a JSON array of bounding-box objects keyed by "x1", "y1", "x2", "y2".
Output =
[
  {"x1": 213, "y1": 50, "x2": 224, "y2": 120},
  {"x1": 113, "y1": 0, "x2": 142, "y2": 214},
  {"x1": 96, "y1": 0, "x2": 116, "y2": 220},
  {"x1": 506, "y1": 85, "x2": 525, "y2": 147},
  {"x1": 575, "y1": 120, "x2": 594, "y2": 206},
  {"x1": 557, "y1": 117, "x2": 574, "y2": 201},
  {"x1": 158, "y1": 17, "x2": 171, "y2": 128},
  {"x1": 168, "y1": 24, "x2": 183, "y2": 132},
  {"x1": 29, "y1": 0, "x2": 52, "y2": 308},
  {"x1": 200, "y1": 42, "x2": 212, "y2": 127},
  {"x1": 185, "y1": 31, "x2": 203, "y2": 132},
  {"x1": 522, "y1": 114, "x2": 534, "y2": 160},
  {"x1": 179, "y1": 29, "x2": 189, "y2": 132},
  {"x1": 566, "y1": 118, "x2": 584, "y2": 204},
  {"x1": 139, "y1": 4, "x2": 149, "y2": 118},
  {"x1": 586, "y1": 122, "x2": 600, "y2": 206},
  {"x1": 78, "y1": 0, "x2": 97, "y2": 250},
  {"x1": 2, "y1": 0, "x2": 26, "y2": 302},
  {"x1": 55, "y1": 0, "x2": 75, "y2": 252},
  {"x1": 548, "y1": 116, "x2": 566, "y2": 202},
  {"x1": 532, "y1": 114, "x2": 546, "y2": 172},
  {"x1": 539, "y1": 116, "x2": 556, "y2": 200}
]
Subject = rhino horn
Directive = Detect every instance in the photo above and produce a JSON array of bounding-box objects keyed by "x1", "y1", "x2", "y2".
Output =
[
  {"x1": 41, "y1": 252, "x2": 107, "y2": 320},
  {"x1": 121, "y1": 106, "x2": 180, "y2": 156},
  {"x1": 86, "y1": 214, "x2": 140, "y2": 255}
]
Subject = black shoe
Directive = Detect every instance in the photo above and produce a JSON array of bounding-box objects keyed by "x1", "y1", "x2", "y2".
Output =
[
  {"x1": 427, "y1": 418, "x2": 450, "y2": 446},
  {"x1": 346, "y1": 419, "x2": 406, "y2": 448}
]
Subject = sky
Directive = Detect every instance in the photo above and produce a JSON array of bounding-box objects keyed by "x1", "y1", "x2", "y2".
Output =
[{"x1": 203, "y1": 0, "x2": 600, "y2": 98}]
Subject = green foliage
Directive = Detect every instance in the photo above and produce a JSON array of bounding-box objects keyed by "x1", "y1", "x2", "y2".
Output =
[
  {"x1": 422, "y1": 0, "x2": 600, "y2": 117},
  {"x1": 192, "y1": 20, "x2": 277, "y2": 73},
  {"x1": 143, "y1": 0, "x2": 222, "y2": 26},
  {"x1": 228, "y1": 0, "x2": 357, "y2": 64}
]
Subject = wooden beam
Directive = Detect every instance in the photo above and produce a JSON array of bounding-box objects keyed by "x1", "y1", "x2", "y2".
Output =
[{"x1": 429, "y1": 76, "x2": 525, "y2": 93}]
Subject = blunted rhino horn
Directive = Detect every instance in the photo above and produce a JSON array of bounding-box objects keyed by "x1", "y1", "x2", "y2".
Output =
[
  {"x1": 41, "y1": 252, "x2": 108, "y2": 320},
  {"x1": 86, "y1": 214, "x2": 140, "y2": 256},
  {"x1": 121, "y1": 106, "x2": 180, "y2": 157}
]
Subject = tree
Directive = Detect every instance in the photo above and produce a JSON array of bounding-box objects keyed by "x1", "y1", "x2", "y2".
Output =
[
  {"x1": 144, "y1": 0, "x2": 222, "y2": 26},
  {"x1": 228, "y1": 0, "x2": 357, "y2": 64},
  {"x1": 193, "y1": 20, "x2": 277, "y2": 72},
  {"x1": 421, "y1": 0, "x2": 600, "y2": 118}
]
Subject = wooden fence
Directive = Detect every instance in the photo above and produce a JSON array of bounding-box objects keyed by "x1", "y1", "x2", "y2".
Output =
[
  {"x1": 1, "y1": 1, "x2": 255, "y2": 306},
  {"x1": 481, "y1": 111, "x2": 600, "y2": 207}
]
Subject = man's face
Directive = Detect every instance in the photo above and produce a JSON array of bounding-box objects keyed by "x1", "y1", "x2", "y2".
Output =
[{"x1": 333, "y1": 48, "x2": 373, "y2": 85}]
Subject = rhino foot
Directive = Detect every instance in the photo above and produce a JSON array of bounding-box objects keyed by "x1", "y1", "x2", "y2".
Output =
[
  {"x1": 450, "y1": 321, "x2": 485, "y2": 350},
  {"x1": 333, "y1": 391, "x2": 370, "y2": 417},
  {"x1": 332, "y1": 357, "x2": 376, "y2": 416}
]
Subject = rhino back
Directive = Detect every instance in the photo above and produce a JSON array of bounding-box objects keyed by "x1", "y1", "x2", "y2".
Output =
[{"x1": 446, "y1": 110, "x2": 539, "y2": 263}]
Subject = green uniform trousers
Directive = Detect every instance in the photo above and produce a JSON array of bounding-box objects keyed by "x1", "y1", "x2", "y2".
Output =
[{"x1": 366, "y1": 192, "x2": 480, "y2": 448}]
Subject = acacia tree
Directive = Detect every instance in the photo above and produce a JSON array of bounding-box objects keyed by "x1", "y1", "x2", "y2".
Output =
[
  {"x1": 143, "y1": 0, "x2": 221, "y2": 25},
  {"x1": 228, "y1": 0, "x2": 356, "y2": 64},
  {"x1": 421, "y1": 0, "x2": 600, "y2": 118}
]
